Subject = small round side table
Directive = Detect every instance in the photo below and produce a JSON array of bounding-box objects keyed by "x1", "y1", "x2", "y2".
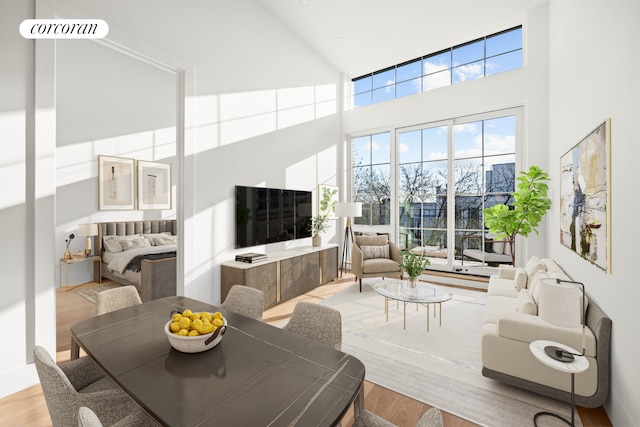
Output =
[{"x1": 530, "y1": 340, "x2": 589, "y2": 427}]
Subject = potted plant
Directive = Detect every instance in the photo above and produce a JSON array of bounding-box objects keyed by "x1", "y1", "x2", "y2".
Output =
[
  {"x1": 310, "y1": 214, "x2": 329, "y2": 247},
  {"x1": 399, "y1": 250, "x2": 430, "y2": 288},
  {"x1": 482, "y1": 165, "x2": 551, "y2": 266}
]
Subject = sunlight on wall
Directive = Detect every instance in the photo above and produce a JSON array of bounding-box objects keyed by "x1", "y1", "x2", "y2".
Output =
[
  {"x1": 0, "y1": 111, "x2": 27, "y2": 210},
  {"x1": 56, "y1": 127, "x2": 176, "y2": 188},
  {"x1": 189, "y1": 83, "x2": 337, "y2": 154}
]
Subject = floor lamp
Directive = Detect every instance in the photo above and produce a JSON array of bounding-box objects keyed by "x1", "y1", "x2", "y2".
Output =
[{"x1": 335, "y1": 202, "x2": 362, "y2": 278}]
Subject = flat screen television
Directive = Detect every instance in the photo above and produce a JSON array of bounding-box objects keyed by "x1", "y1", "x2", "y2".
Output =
[{"x1": 235, "y1": 185, "x2": 312, "y2": 249}]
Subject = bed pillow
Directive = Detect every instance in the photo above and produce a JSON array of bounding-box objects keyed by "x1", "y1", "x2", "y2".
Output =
[
  {"x1": 143, "y1": 232, "x2": 173, "y2": 246},
  {"x1": 361, "y1": 245, "x2": 390, "y2": 260},
  {"x1": 151, "y1": 235, "x2": 177, "y2": 246},
  {"x1": 103, "y1": 234, "x2": 147, "y2": 252},
  {"x1": 120, "y1": 236, "x2": 152, "y2": 251}
]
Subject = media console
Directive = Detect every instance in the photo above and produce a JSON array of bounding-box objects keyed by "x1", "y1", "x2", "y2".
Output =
[{"x1": 221, "y1": 245, "x2": 338, "y2": 309}]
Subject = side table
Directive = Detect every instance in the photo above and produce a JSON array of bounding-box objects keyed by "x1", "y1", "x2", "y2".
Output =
[
  {"x1": 530, "y1": 340, "x2": 589, "y2": 426},
  {"x1": 60, "y1": 255, "x2": 102, "y2": 290}
]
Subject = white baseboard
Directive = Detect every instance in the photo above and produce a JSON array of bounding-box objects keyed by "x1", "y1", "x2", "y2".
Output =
[{"x1": 0, "y1": 364, "x2": 39, "y2": 399}]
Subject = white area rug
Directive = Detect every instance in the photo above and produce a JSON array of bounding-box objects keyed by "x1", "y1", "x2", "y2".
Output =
[
  {"x1": 74, "y1": 282, "x2": 121, "y2": 304},
  {"x1": 321, "y1": 281, "x2": 582, "y2": 427}
]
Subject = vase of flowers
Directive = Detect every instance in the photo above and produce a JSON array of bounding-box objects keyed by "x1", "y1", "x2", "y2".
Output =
[
  {"x1": 399, "y1": 250, "x2": 430, "y2": 292},
  {"x1": 64, "y1": 233, "x2": 75, "y2": 260}
]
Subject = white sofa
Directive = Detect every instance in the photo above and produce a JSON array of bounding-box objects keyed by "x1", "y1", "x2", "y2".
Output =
[{"x1": 481, "y1": 256, "x2": 611, "y2": 408}]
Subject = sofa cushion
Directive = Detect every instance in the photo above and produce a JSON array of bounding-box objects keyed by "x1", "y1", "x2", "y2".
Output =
[
  {"x1": 516, "y1": 289, "x2": 537, "y2": 315},
  {"x1": 483, "y1": 295, "x2": 517, "y2": 324},
  {"x1": 487, "y1": 277, "x2": 520, "y2": 298},
  {"x1": 361, "y1": 245, "x2": 390, "y2": 260},
  {"x1": 514, "y1": 268, "x2": 528, "y2": 291},
  {"x1": 525, "y1": 257, "x2": 545, "y2": 288},
  {"x1": 529, "y1": 270, "x2": 549, "y2": 305}
]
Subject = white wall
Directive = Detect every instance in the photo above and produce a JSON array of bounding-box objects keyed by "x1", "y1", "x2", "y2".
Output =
[{"x1": 549, "y1": 1, "x2": 640, "y2": 425}]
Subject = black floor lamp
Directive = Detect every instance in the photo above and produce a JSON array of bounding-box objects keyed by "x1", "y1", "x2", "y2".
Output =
[{"x1": 335, "y1": 202, "x2": 362, "y2": 278}]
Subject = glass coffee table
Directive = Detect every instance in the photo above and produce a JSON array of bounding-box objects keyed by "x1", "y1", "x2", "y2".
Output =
[{"x1": 373, "y1": 280, "x2": 452, "y2": 330}]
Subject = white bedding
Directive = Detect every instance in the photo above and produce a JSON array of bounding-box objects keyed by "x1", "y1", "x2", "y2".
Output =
[{"x1": 106, "y1": 245, "x2": 177, "y2": 274}]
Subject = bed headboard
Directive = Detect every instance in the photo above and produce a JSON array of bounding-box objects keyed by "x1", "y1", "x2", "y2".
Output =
[{"x1": 94, "y1": 220, "x2": 177, "y2": 254}]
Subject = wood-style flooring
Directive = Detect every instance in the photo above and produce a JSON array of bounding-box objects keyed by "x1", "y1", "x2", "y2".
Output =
[{"x1": 0, "y1": 275, "x2": 612, "y2": 426}]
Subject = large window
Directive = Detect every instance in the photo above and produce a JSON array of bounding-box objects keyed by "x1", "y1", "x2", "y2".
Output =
[
  {"x1": 351, "y1": 109, "x2": 519, "y2": 274},
  {"x1": 352, "y1": 27, "x2": 522, "y2": 109},
  {"x1": 352, "y1": 132, "x2": 391, "y2": 226}
]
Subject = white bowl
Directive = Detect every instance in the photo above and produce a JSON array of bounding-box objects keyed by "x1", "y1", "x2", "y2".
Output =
[{"x1": 164, "y1": 316, "x2": 227, "y2": 353}]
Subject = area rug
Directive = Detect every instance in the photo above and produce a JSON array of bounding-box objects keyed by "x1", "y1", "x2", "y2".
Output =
[
  {"x1": 74, "y1": 282, "x2": 121, "y2": 304},
  {"x1": 321, "y1": 281, "x2": 582, "y2": 427}
]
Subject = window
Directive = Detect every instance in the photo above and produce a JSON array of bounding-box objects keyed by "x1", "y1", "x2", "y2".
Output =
[
  {"x1": 352, "y1": 132, "x2": 391, "y2": 226},
  {"x1": 351, "y1": 26, "x2": 522, "y2": 109},
  {"x1": 350, "y1": 109, "x2": 520, "y2": 274}
]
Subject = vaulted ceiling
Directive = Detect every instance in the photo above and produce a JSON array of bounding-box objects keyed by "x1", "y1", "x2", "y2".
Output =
[{"x1": 257, "y1": 0, "x2": 549, "y2": 77}]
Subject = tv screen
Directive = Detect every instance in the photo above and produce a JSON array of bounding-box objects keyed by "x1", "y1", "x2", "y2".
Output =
[{"x1": 236, "y1": 186, "x2": 312, "y2": 249}]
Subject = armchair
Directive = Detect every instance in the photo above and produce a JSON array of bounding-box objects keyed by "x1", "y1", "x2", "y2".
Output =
[{"x1": 351, "y1": 235, "x2": 402, "y2": 292}]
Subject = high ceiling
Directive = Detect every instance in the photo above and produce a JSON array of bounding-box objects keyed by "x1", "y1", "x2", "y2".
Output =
[{"x1": 256, "y1": 0, "x2": 549, "y2": 77}]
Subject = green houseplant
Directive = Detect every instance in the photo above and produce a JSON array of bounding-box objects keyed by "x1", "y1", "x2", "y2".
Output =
[
  {"x1": 482, "y1": 165, "x2": 551, "y2": 266},
  {"x1": 310, "y1": 214, "x2": 329, "y2": 247},
  {"x1": 399, "y1": 250, "x2": 430, "y2": 284}
]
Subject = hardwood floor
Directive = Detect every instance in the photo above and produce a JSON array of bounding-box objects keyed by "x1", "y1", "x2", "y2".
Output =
[{"x1": 0, "y1": 277, "x2": 611, "y2": 426}]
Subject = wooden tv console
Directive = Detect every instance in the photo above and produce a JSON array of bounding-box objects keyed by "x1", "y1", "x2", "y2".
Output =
[{"x1": 220, "y1": 245, "x2": 338, "y2": 309}]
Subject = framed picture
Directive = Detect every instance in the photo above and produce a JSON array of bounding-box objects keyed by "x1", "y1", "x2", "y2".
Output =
[
  {"x1": 98, "y1": 155, "x2": 135, "y2": 210},
  {"x1": 560, "y1": 118, "x2": 611, "y2": 272},
  {"x1": 318, "y1": 184, "x2": 338, "y2": 218},
  {"x1": 137, "y1": 160, "x2": 172, "y2": 210}
]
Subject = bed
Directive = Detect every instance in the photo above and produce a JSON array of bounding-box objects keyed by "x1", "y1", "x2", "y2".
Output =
[{"x1": 93, "y1": 220, "x2": 177, "y2": 302}]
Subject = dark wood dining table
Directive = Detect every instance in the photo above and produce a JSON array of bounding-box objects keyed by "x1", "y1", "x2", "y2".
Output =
[{"x1": 71, "y1": 296, "x2": 365, "y2": 426}]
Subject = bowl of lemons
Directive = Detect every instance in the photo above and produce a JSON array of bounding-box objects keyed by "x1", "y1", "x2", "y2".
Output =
[{"x1": 165, "y1": 309, "x2": 227, "y2": 353}]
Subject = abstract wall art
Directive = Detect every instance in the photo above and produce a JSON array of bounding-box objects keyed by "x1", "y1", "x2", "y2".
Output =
[{"x1": 560, "y1": 118, "x2": 611, "y2": 272}]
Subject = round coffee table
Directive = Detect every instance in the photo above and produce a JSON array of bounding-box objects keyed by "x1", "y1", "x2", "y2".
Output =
[{"x1": 373, "y1": 280, "x2": 452, "y2": 330}]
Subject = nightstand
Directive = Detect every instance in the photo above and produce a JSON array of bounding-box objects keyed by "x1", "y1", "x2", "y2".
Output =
[
  {"x1": 530, "y1": 340, "x2": 589, "y2": 427},
  {"x1": 60, "y1": 255, "x2": 102, "y2": 290}
]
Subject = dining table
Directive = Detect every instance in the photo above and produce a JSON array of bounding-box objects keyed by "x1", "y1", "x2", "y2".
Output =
[{"x1": 70, "y1": 295, "x2": 365, "y2": 427}]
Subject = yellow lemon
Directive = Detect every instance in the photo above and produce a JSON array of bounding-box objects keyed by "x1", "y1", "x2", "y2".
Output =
[
  {"x1": 169, "y1": 322, "x2": 181, "y2": 333},
  {"x1": 172, "y1": 313, "x2": 182, "y2": 322},
  {"x1": 191, "y1": 319, "x2": 203, "y2": 331},
  {"x1": 177, "y1": 329, "x2": 189, "y2": 336},
  {"x1": 201, "y1": 312, "x2": 212, "y2": 322},
  {"x1": 187, "y1": 330, "x2": 200, "y2": 336},
  {"x1": 212, "y1": 318, "x2": 223, "y2": 327},
  {"x1": 212, "y1": 311, "x2": 223, "y2": 320},
  {"x1": 178, "y1": 317, "x2": 191, "y2": 330},
  {"x1": 198, "y1": 323, "x2": 214, "y2": 335},
  {"x1": 190, "y1": 312, "x2": 200, "y2": 321},
  {"x1": 182, "y1": 309, "x2": 193, "y2": 317},
  {"x1": 202, "y1": 318, "x2": 211, "y2": 324}
]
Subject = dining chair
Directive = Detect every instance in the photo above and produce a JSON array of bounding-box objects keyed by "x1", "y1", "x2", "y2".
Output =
[
  {"x1": 352, "y1": 407, "x2": 443, "y2": 427},
  {"x1": 78, "y1": 406, "x2": 159, "y2": 427},
  {"x1": 221, "y1": 285, "x2": 264, "y2": 320},
  {"x1": 33, "y1": 346, "x2": 141, "y2": 427},
  {"x1": 95, "y1": 285, "x2": 142, "y2": 315},
  {"x1": 283, "y1": 301, "x2": 342, "y2": 350}
]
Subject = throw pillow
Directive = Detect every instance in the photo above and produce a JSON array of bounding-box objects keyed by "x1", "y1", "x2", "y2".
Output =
[
  {"x1": 143, "y1": 232, "x2": 172, "y2": 246},
  {"x1": 102, "y1": 238, "x2": 122, "y2": 253},
  {"x1": 152, "y1": 235, "x2": 177, "y2": 246},
  {"x1": 514, "y1": 267, "x2": 528, "y2": 291},
  {"x1": 524, "y1": 256, "x2": 545, "y2": 287},
  {"x1": 361, "y1": 245, "x2": 390, "y2": 260},
  {"x1": 529, "y1": 270, "x2": 549, "y2": 305},
  {"x1": 516, "y1": 289, "x2": 537, "y2": 315}
]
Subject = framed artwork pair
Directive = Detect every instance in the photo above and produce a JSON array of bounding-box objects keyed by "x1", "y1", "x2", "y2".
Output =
[{"x1": 98, "y1": 155, "x2": 172, "y2": 210}]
